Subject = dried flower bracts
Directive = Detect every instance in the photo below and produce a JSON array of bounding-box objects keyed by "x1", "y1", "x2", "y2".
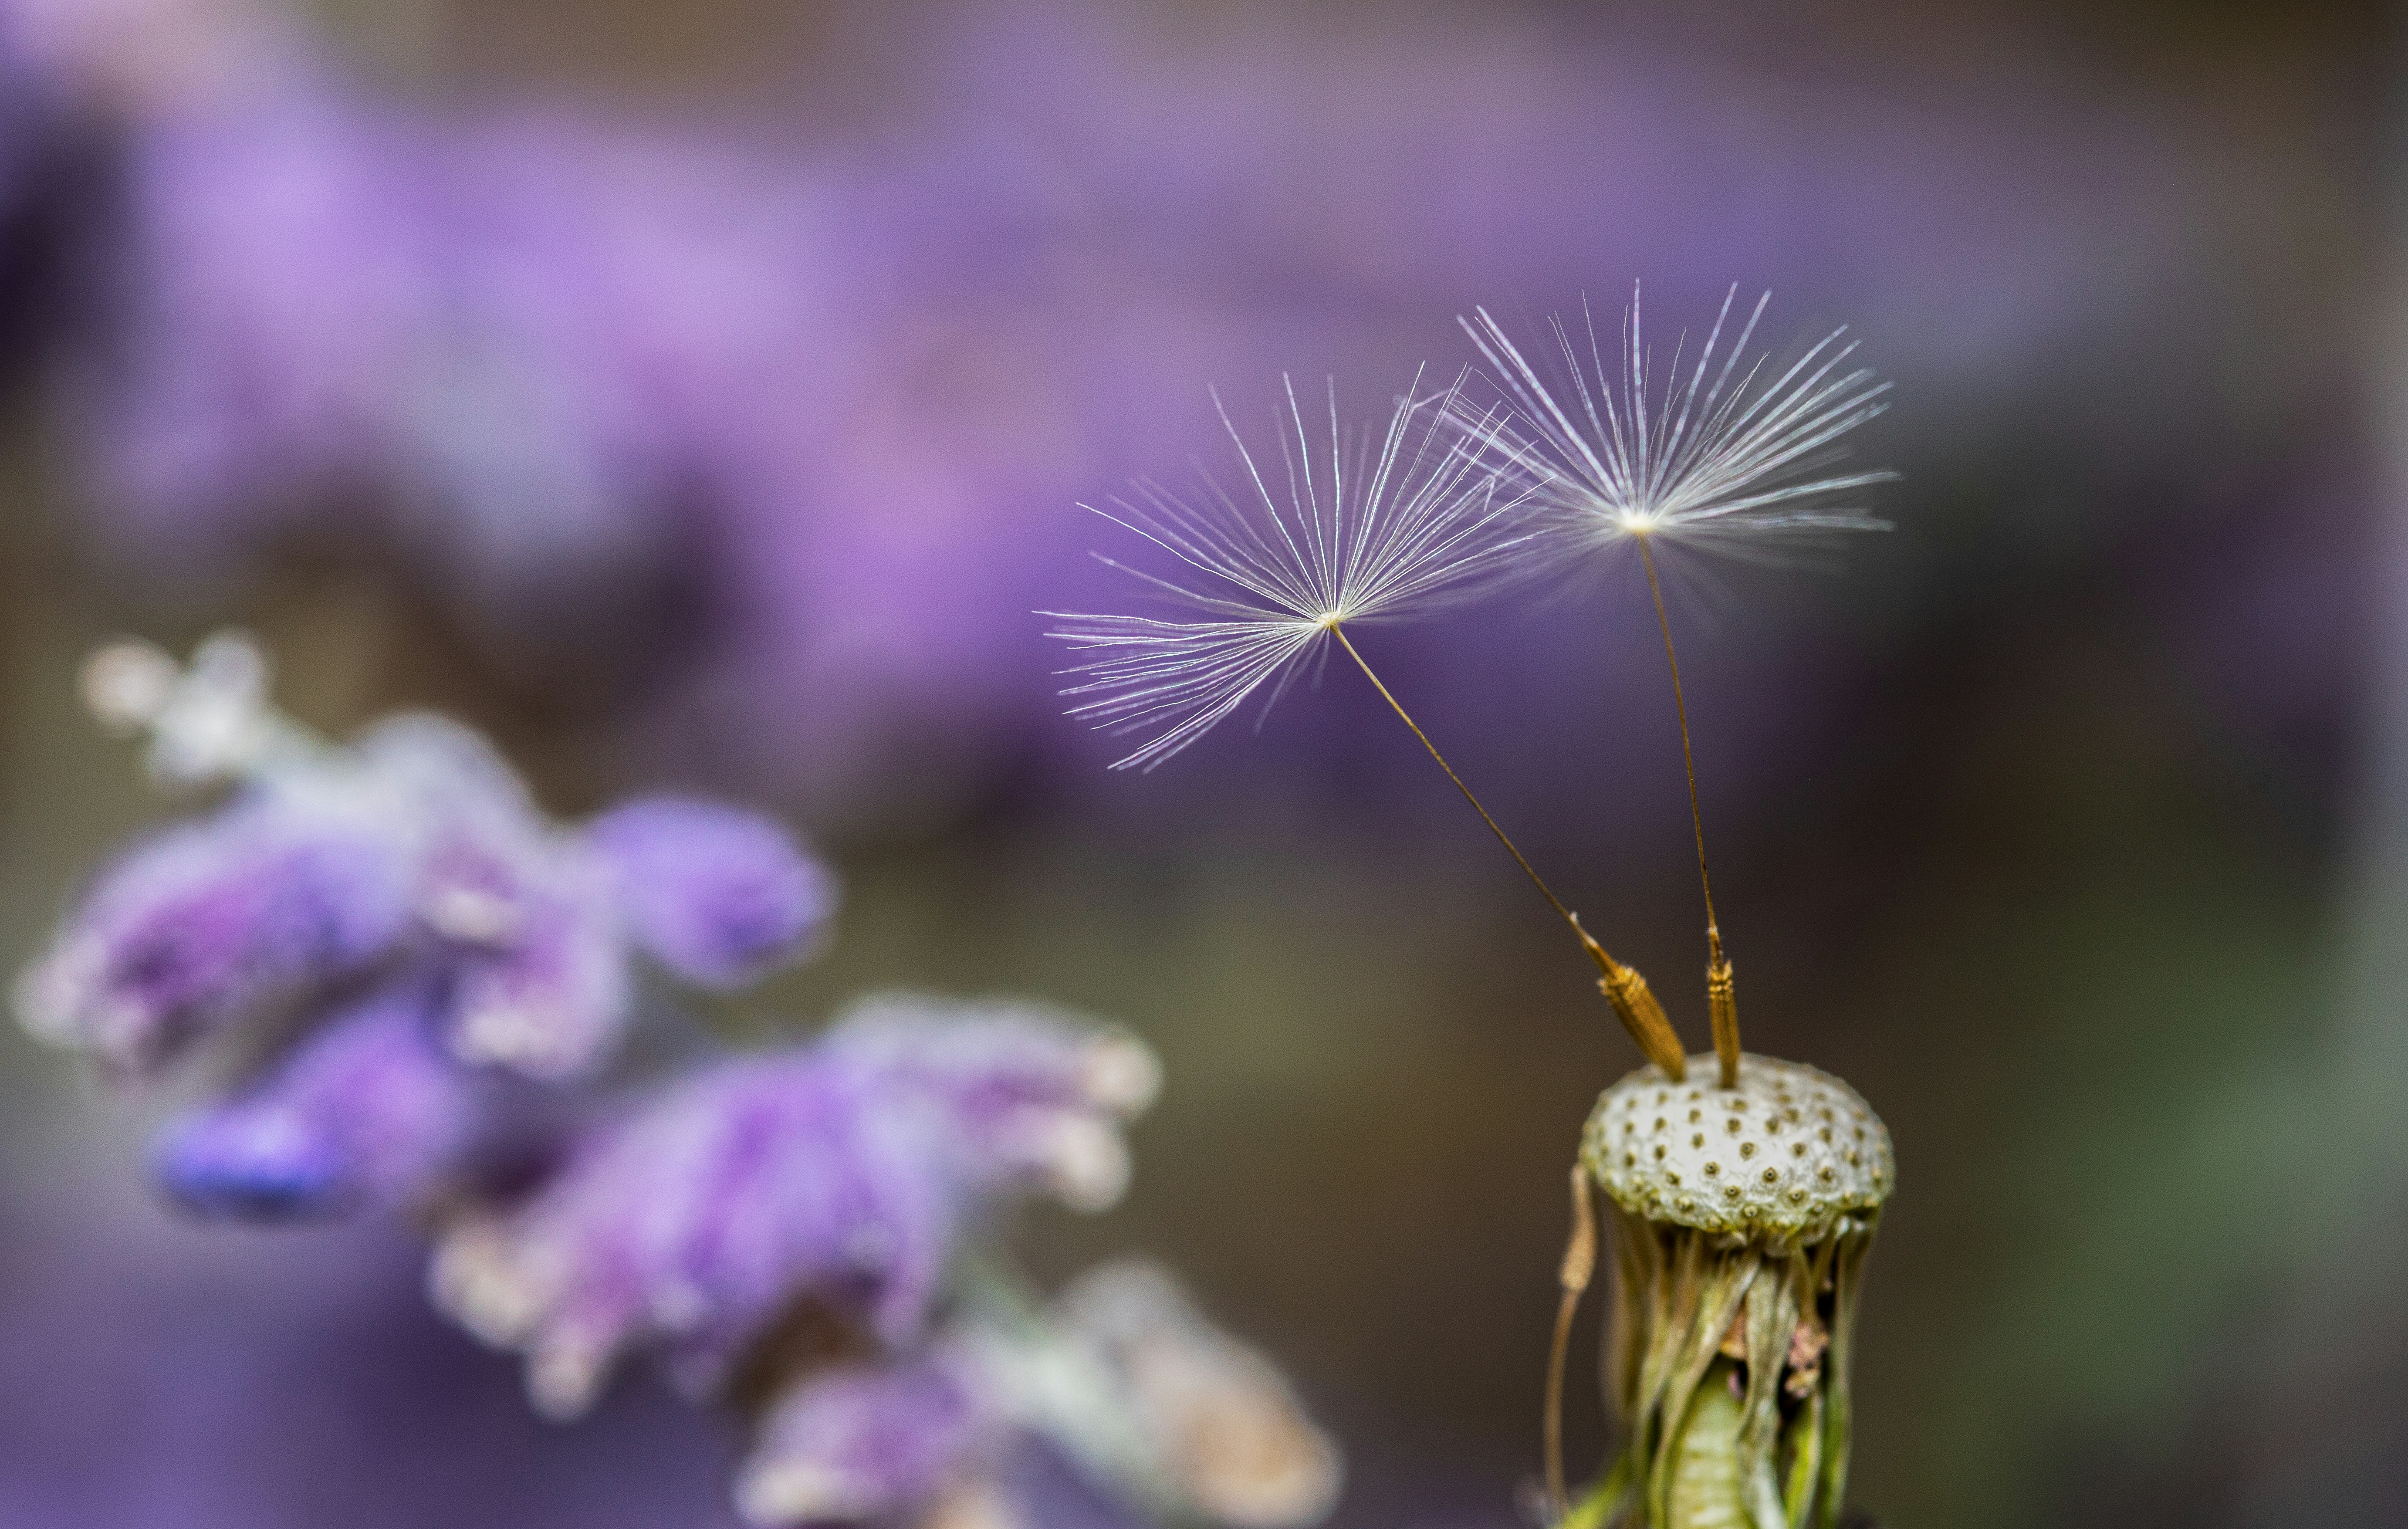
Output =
[{"x1": 1571, "y1": 1055, "x2": 1891, "y2": 1529}]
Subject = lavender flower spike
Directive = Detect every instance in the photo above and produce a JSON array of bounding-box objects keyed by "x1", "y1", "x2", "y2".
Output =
[
  {"x1": 152, "y1": 979, "x2": 484, "y2": 1219},
  {"x1": 588, "y1": 795, "x2": 835, "y2": 988},
  {"x1": 735, "y1": 1350, "x2": 991, "y2": 1527}
]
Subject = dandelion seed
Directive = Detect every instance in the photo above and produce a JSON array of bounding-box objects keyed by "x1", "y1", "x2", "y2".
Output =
[
  {"x1": 1456, "y1": 286, "x2": 1899, "y2": 1093},
  {"x1": 1043, "y1": 372, "x2": 1530, "y2": 772},
  {"x1": 1046, "y1": 376, "x2": 1693, "y2": 1079},
  {"x1": 1454, "y1": 284, "x2": 1894, "y2": 569}
]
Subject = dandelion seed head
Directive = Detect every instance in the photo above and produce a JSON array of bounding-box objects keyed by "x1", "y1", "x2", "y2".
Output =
[
  {"x1": 1454, "y1": 284, "x2": 1896, "y2": 572},
  {"x1": 1044, "y1": 372, "x2": 1533, "y2": 771}
]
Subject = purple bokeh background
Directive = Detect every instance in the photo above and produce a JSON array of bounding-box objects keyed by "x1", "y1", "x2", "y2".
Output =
[{"x1": 10, "y1": 0, "x2": 2291, "y2": 834}]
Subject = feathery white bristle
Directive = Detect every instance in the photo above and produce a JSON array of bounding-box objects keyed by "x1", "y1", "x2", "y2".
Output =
[
  {"x1": 1454, "y1": 286, "x2": 1894, "y2": 568},
  {"x1": 1045, "y1": 373, "x2": 1533, "y2": 771}
]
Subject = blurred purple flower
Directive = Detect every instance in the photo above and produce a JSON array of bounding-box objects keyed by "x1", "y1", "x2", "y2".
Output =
[
  {"x1": 1054, "y1": 1262, "x2": 1342, "y2": 1529},
  {"x1": 735, "y1": 1350, "x2": 991, "y2": 1527},
  {"x1": 152, "y1": 978, "x2": 487, "y2": 1219},
  {"x1": 822, "y1": 996, "x2": 1160, "y2": 1212},
  {"x1": 353, "y1": 709, "x2": 638, "y2": 1080},
  {"x1": 433, "y1": 1060, "x2": 954, "y2": 1416},
  {"x1": 726, "y1": 1262, "x2": 1345, "y2": 1529},
  {"x1": 430, "y1": 996, "x2": 1156, "y2": 1417},
  {"x1": 14, "y1": 787, "x2": 413, "y2": 1073},
  {"x1": 419, "y1": 817, "x2": 629, "y2": 1083},
  {"x1": 398, "y1": 727, "x2": 834, "y2": 1079},
  {"x1": 20, "y1": 639, "x2": 835, "y2": 1090},
  {"x1": 589, "y1": 797, "x2": 835, "y2": 988}
]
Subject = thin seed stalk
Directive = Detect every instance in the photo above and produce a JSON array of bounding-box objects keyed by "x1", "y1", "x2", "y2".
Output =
[
  {"x1": 1635, "y1": 538, "x2": 1740, "y2": 1089},
  {"x1": 1327, "y1": 622, "x2": 1688, "y2": 1077}
]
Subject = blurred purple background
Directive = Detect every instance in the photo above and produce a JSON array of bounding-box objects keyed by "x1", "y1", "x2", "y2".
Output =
[{"x1": 1, "y1": 0, "x2": 2403, "y2": 1524}]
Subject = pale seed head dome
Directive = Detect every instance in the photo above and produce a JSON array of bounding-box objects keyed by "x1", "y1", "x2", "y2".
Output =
[{"x1": 1581, "y1": 1052, "x2": 1893, "y2": 1241}]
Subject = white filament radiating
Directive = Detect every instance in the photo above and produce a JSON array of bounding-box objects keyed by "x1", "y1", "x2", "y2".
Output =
[
  {"x1": 1454, "y1": 286, "x2": 1894, "y2": 566},
  {"x1": 1045, "y1": 375, "x2": 1531, "y2": 771}
]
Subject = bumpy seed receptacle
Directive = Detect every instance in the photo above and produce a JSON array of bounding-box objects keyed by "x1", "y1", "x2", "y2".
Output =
[{"x1": 1572, "y1": 1053, "x2": 1892, "y2": 1529}]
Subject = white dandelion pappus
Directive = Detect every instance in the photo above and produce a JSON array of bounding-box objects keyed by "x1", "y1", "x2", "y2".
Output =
[
  {"x1": 1455, "y1": 285, "x2": 1895, "y2": 568},
  {"x1": 1044, "y1": 374, "x2": 1532, "y2": 771}
]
